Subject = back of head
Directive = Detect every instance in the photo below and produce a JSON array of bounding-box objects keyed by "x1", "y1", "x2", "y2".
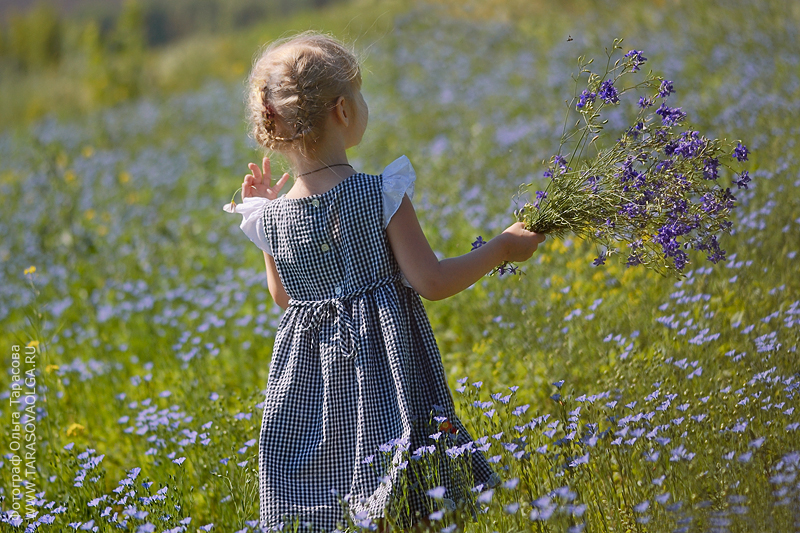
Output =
[{"x1": 247, "y1": 31, "x2": 361, "y2": 154}]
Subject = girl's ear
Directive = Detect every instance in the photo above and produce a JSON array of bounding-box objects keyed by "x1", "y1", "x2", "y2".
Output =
[{"x1": 333, "y1": 95, "x2": 349, "y2": 126}]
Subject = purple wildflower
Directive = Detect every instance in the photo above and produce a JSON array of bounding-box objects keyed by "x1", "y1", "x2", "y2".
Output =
[
  {"x1": 593, "y1": 253, "x2": 606, "y2": 266},
  {"x1": 427, "y1": 486, "x2": 446, "y2": 499},
  {"x1": 655, "y1": 103, "x2": 686, "y2": 126},
  {"x1": 627, "y1": 121, "x2": 644, "y2": 140},
  {"x1": 624, "y1": 50, "x2": 647, "y2": 71},
  {"x1": 734, "y1": 170, "x2": 751, "y2": 189},
  {"x1": 658, "y1": 80, "x2": 674, "y2": 98},
  {"x1": 534, "y1": 191, "x2": 548, "y2": 209},
  {"x1": 701, "y1": 188, "x2": 735, "y2": 214},
  {"x1": 703, "y1": 157, "x2": 719, "y2": 180},
  {"x1": 585, "y1": 175, "x2": 601, "y2": 193},
  {"x1": 655, "y1": 159, "x2": 672, "y2": 173},
  {"x1": 598, "y1": 79, "x2": 619, "y2": 104},
  {"x1": 619, "y1": 201, "x2": 645, "y2": 218},
  {"x1": 697, "y1": 234, "x2": 727, "y2": 264},
  {"x1": 674, "y1": 131, "x2": 704, "y2": 158},
  {"x1": 471, "y1": 236, "x2": 486, "y2": 250},
  {"x1": 576, "y1": 89, "x2": 596, "y2": 109},
  {"x1": 733, "y1": 142, "x2": 749, "y2": 161},
  {"x1": 638, "y1": 96, "x2": 654, "y2": 109}
]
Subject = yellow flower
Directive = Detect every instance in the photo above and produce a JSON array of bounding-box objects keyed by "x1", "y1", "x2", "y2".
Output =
[
  {"x1": 27, "y1": 340, "x2": 40, "y2": 348},
  {"x1": 24, "y1": 266, "x2": 37, "y2": 275},
  {"x1": 64, "y1": 170, "x2": 77, "y2": 184},
  {"x1": 119, "y1": 171, "x2": 131, "y2": 184},
  {"x1": 46, "y1": 364, "x2": 59, "y2": 373},
  {"x1": 66, "y1": 423, "x2": 85, "y2": 437},
  {"x1": 84, "y1": 209, "x2": 96, "y2": 221},
  {"x1": 82, "y1": 145, "x2": 94, "y2": 158}
]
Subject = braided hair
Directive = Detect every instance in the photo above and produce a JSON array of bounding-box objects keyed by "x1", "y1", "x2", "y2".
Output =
[{"x1": 247, "y1": 31, "x2": 361, "y2": 154}]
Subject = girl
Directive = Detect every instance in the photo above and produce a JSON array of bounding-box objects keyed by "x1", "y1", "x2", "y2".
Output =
[{"x1": 223, "y1": 31, "x2": 545, "y2": 532}]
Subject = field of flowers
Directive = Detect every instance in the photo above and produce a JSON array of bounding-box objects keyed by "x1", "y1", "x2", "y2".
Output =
[{"x1": 1, "y1": 0, "x2": 799, "y2": 531}]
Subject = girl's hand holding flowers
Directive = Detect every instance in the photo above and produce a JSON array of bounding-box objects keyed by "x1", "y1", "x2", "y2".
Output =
[
  {"x1": 243, "y1": 156, "x2": 290, "y2": 199},
  {"x1": 499, "y1": 222, "x2": 546, "y2": 262}
]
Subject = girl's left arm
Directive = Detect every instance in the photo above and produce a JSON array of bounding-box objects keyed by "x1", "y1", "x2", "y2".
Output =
[
  {"x1": 386, "y1": 195, "x2": 545, "y2": 301},
  {"x1": 263, "y1": 251, "x2": 289, "y2": 310}
]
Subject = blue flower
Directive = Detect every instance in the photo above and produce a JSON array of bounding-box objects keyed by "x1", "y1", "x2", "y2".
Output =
[
  {"x1": 471, "y1": 236, "x2": 486, "y2": 250},
  {"x1": 576, "y1": 89, "x2": 596, "y2": 109},
  {"x1": 598, "y1": 80, "x2": 619, "y2": 104},
  {"x1": 733, "y1": 142, "x2": 749, "y2": 161},
  {"x1": 592, "y1": 253, "x2": 606, "y2": 266},
  {"x1": 658, "y1": 80, "x2": 674, "y2": 98},
  {"x1": 638, "y1": 96, "x2": 654, "y2": 109},
  {"x1": 655, "y1": 103, "x2": 686, "y2": 126},
  {"x1": 427, "y1": 486, "x2": 446, "y2": 499},
  {"x1": 626, "y1": 253, "x2": 642, "y2": 267},
  {"x1": 703, "y1": 157, "x2": 719, "y2": 180},
  {"x1": 534, "y1": 191, "x2": 548, "y2": 209},
  {"x1": 734, "y1": 170, "x2": 751, "y2": 189},
  {"x1": 429, "y1": 510, "x2": 445, "y2": 521},
  {"x1": 624, "y1": 50, "x2": 648, "y2": 71}
]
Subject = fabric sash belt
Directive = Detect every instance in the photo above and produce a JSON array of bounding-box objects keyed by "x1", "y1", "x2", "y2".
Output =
[{"x1": 288, "y1": 272, "x2": 403, "y2": 358}]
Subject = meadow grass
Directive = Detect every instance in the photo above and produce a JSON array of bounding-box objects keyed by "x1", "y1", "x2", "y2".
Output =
[{"x1": 1, "y1": 0, "x2": 798, "y2": 531}]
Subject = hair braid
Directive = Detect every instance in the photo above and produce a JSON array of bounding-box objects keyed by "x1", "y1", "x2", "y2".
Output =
[{"x1": 246, "y1": 31, "x2": 361, "y2": 154}]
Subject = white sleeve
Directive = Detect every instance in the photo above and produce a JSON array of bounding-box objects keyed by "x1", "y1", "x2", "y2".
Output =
[
  {"x1": 382, "y1": 155, "x2": 416, "y2": 228},
  {"x1": 222, "y1": 196, "x2": 273, "y2": 255}
]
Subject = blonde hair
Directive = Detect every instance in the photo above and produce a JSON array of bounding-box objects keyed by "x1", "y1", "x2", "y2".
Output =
[{"x1": 246, "y1": 31, "x2": 362, "y2": 154}]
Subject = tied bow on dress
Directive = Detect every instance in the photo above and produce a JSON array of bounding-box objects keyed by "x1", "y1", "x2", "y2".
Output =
[{"x1": 290, "y1": 272, "x2": 403, "y2": 359}]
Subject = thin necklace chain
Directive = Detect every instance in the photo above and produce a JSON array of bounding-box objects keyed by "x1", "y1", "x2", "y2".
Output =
[{"x1": 295, "y1": 163, "x2": 353, "y2": 178}]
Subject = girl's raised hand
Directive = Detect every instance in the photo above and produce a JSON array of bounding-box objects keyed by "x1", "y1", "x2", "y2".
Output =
[
  {"x1": 243, "y1": 156, "x2": 290, "y2": 200},
  {"x1": 499, "y1": 222, "x2": 546, "y2": 262}
]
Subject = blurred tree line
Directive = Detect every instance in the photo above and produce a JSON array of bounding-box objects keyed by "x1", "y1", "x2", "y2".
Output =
[{"x1": 0, "y1": 0, "x2": 344, "y2": 126}]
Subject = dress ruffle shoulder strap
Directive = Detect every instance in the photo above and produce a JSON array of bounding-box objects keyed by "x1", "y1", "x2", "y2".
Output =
[
  {"x1": 222, "y1": 196, "x2": 274, "y2": 255},
  {"x1": 382, "y1": 155, "x2": 416, "y2": 228}
]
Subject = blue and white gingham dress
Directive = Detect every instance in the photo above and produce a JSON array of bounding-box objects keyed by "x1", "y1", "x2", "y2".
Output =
[{"x1": 224, "y1": 156, "x2": 498, "y2": 532}]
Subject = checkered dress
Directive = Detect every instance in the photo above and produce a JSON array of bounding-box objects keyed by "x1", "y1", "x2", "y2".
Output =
[{"x1": 252, "y1": 157, "x2": 498, "y2": 532}]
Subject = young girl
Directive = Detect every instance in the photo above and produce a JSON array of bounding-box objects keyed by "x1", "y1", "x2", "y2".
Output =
[{"x1": 223, "y1": 31, "x2": 545, "y2": 532}]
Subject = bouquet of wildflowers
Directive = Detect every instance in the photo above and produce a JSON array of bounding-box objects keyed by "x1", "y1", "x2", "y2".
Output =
[{"x1": 499, "y1": 40, "x2": 750, "y2": 278}]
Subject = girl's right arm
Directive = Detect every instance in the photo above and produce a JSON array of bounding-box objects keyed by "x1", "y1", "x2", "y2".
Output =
[
  {"x1": 264, "y1": 251, "x2": 290, "y2": 310},
  {"x1": 386, "y1": 195, "x2": 546, "y2": 301}
]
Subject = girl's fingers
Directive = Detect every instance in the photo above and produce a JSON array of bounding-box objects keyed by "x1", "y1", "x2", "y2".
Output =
[
  {"x1": 274, "y1": 172, "x2": 290, "y2": 191},
  {"x1": 249, "y1": 162, "x2": 262, "y2": 182},
  {"x1": 262, "y1": 156, "x2": 271, "y2": 183}
]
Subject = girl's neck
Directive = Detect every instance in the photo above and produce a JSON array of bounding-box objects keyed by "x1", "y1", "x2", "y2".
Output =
[
  {"x1": 286, "y1": 136, "x2": 349, "y2": 175},
  {"x1": 284, "y1": 146, "x2": 354, "y2": 199}
]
